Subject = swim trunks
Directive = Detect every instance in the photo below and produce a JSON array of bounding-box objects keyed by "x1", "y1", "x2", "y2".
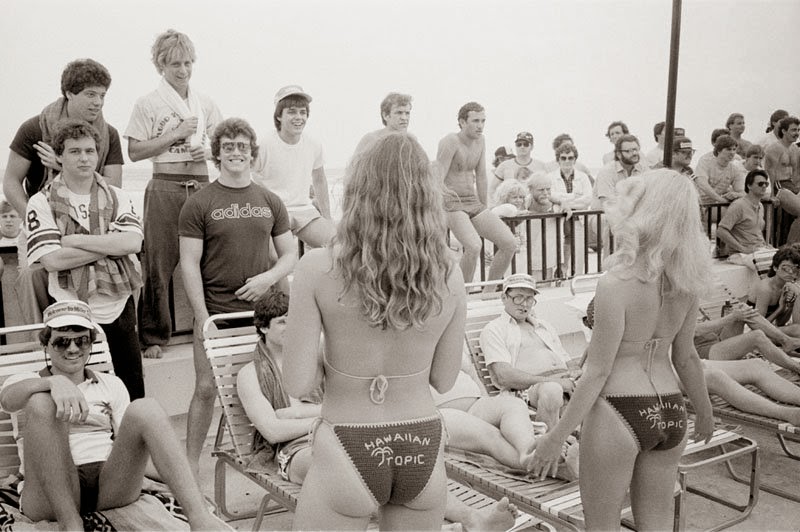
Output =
[
  {"x1": 319, "y1": 415, "x2": 443, "y2": 506},
  {"x1": 602, "y1": 393, "x2": 687, "y2": 451},
  {"x1": 78, "y1": 461, "x2": 105, "y2": 514},
  {"x1": 443, "y1": 192, "x2": 486, "y2": 219}
]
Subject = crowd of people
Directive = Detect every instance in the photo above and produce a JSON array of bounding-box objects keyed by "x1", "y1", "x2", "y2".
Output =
[{"x1": 0, "y1": 26, "x2": 799, "y2": 530}]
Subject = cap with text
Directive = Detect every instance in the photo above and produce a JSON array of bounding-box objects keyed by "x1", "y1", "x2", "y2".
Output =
[
  {"x1": 43, "y1": 300, "x2": 96, "y2": 329},
  {"x1": 273, "y1": 85, "x2": 313, "y2": 106},
  {"x1": 672, "y1": 136, "x2": 693, "y2": 152},
  {"x1": 502, "y1": 273, "x2": 540, "y2": 294}
]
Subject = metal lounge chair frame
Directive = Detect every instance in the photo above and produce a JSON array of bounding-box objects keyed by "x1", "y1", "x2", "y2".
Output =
[{"x1": 454, "y1": 285, "x2": 759, "y2": 531}]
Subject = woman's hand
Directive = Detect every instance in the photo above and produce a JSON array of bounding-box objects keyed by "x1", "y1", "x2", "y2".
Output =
[
  {"x1": 529, "y1": 432, "x2": 562, "y2": 480},
  {"x1": 692, "y1": 413, "x2": 714, "y2": 444}
]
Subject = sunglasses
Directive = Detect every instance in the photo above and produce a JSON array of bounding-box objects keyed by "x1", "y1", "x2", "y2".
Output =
[
  {"x1": 50, "y1": 335, "x2": 92, "y2": 352},
  {"x1": 509, "y1": 294, "x2": 537, "y2": 305},
  {"x1": 515, "y1": 141, "x2": 531, "y2": 148},
  {"x1": 559, "y1": 155, "x2": 576, "y2": 161},
  {"x1": 221, "y1": 141, "x2": 252, "y2": 154},
  {"x1": 753, "y1": 181, "x2": 769, "y2": 188}
]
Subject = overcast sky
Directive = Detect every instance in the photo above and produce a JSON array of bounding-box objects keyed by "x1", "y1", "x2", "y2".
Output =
[{"x1": 1, "y1": 0, "x2": 799, "y2": 172}]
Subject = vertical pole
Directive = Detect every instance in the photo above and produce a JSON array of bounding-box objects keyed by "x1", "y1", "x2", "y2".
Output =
[{"x1": 662, "y1": 0, "x2": 682, "y2": 168}]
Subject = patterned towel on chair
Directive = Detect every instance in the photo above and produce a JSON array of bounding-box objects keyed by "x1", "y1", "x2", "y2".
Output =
[{"x1": 0, "y1": 478, "x2": 207, "y2": 531}]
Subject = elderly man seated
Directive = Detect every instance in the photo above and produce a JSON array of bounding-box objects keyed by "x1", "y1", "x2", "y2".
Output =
[
  {"x1": 0, "y1": 301, "x2": 223, "y2": 530},
  {"x1": 480, "y1": 273, "x2": 581, "y2": 430}
]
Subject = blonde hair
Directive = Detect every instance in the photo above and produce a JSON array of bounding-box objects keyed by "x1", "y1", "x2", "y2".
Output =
[
  {"x1": 494, "y1": 179, "x2": 528, "y2": 206},
  {"x1": 604, "y1": 169, "x2": 711, "y2": 295},
  {"x1": 337, "y1": 133, "x2": 453, "y2": 330}
]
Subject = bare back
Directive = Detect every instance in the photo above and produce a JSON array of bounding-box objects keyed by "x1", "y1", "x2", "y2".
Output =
[
  {"x1": 294, "y1": 249, "x2": 465, "y2": 423},
  {"x1": 596, "y1": 273, "x2": 696, "y2": 396}
]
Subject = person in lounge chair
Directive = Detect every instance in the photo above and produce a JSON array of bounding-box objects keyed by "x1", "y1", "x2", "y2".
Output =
[
  {"x1": 0, "y1": 301, "x2": 224, "y2": 530},
  {"x1": 238, "y1": 288, "x2": 520, "y2": 532}
]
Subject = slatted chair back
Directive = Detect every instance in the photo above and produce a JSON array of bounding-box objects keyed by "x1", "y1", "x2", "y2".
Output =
[
  {"x1": 0, "y1": 323, "x2": 112, "y2": 479},
  {"x1": 753, "y1": 249, "x2": 777, "y2": 279},
  {"x1": 202, "y1": 312, "x2": 260, "y2": 461}
]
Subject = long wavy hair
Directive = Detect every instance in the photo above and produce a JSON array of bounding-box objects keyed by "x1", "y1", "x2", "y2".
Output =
[
  {"x1": 604, "y1": 169, "x2": 711, "y2": 295},
  {"x1": 336, "y1": 132, "x2": 453, "y2": 330}
]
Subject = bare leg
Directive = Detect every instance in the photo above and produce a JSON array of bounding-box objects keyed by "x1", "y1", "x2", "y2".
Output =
[
  {"x1": 142, "y1": 345, "x2": 163, "y2": 359},
  {"x1": 447, "y1": 211, "x2": 482, "y2": 284},
  {"x1": 186, "y1": 328, "x2": 216, "y2": 476},
  {"x1": 467, "y1": 395, "x2": 539, "y2": 467},
  {"x1": 629, "y1": 436, "x2": 687, "y2": 531},
  {"x1": 704, "y1": 362, "x2": 800, "y2": 424},
  {"x1": 579, "y1": 398, "x2": 638, "y2": 530},
  {"x1": 472, "y1": 210, "x2": 517, "y2": 288},
  {"x1": 528, "y1": 382, "x2": 564, "y2": 433},
  {"x1": 18, "y1": 393, "x2": 83, "y2": 529},
  {"x1": 708, "y1": 329, "x2": 800, "y2": 373},
  {"x1": 379, "y1": 448, "x2": 447, "y2": 531},
  {"x1": 439, "y1": 408, "x2": 523, "y2": 468},
  {"x1": 98, "y1": 398, "x2": 224, "y2": 529},
  {"x1": 296, "y1": 217, "x2": 336, "y2": 248}
]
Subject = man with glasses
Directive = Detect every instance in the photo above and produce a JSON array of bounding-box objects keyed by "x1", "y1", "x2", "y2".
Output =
[
  {"x1": 489, "y1": 131, "x2": 548, "y2": 200},
  {"x1": 547, "y1": 143, "x2": 592, "y2": 276},
  {"x1": 25, "y1": 120, "x2": 144, "y2": 400},
  {"x1": 0, "y1": 300, "x2": 224, "y2": 530},
  {"x1": 592, "y1": 134, "x2": 649, "y2": 211},
  {"x1": 125, "y1": 30, "x2": 223, "y2": 360},
  {"x1": 179, "y1": 117, "x2": 296, "y2": 473},
  {"x1": 480, "y1": 274, "x2": 580, "y2": 430},
  {"x1": 717, "y1": 169, "x2": 774, "y2": 260}
]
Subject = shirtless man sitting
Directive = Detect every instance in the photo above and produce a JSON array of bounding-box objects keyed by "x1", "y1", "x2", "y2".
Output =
[{"x1": 436, "y1": 102, "x2": 516, "y2": 289}]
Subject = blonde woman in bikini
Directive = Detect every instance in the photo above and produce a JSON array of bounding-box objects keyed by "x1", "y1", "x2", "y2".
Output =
[
  {"x1": 284, "y1": 133, "x2": 466, "y2": 530},
  {"x1": 531, "y1": 169, "x2": 715, "y2": 530}
]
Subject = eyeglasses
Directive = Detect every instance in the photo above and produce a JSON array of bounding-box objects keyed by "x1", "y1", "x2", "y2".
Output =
[
  {"x1": 515, "y1": 141, "x2": 531, "y2": 148},
  {"x1": 221, "y1": 141, "x2": 252, "y2": 154},
  {"x1": 509, "y1": 294, "x2": 537, "y2": 306},
  {"x1": 678, "y1": 149, "x2": 696, "y2": 156},
  {"x1": 778, "y1": 264, "x2": 798, "y2": 275},
  {"x1": 620, "y1": 148, "x2": 640, "y2": 154},
  {"x1": 559, "y1": 155, "x2": 576, "y2": 161},
  {"x1": 49, "y1": 335, "x2": 92, "y2": 352},
  {"x1": 753, "y1": 181, "x2": 770, "y2": 188}
]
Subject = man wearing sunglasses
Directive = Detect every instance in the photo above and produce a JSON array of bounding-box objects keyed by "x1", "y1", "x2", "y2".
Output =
[
  {"x1": 480, "y1": 274, "x2": 581, "y2": 430},
  {"x1": 0, "y1": 300, "x2": 224, "y2": 530},
  {"x1": 717, "y1": 169, "x2": 774, "y2": 261},
  {"x1": 179, "y1": 117, "x2": 296, "y2": 474},
  {"x1": 489, "y1": 131, "x2": 547, "y2": 201},
  {"x1": 25, "y1": 120, "x2": 144, "y2": 401}
]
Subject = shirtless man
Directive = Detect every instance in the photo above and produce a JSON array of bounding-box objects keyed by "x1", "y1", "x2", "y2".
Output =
[
  {"x1": 437, "y1": 102, "x2": 516, "y2": 288},
  {"x1": 352, "y1": 92, "x2": 412, "y2": 159}
]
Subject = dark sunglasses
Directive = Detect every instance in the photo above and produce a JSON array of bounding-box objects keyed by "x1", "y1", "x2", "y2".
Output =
[
  {"x1": 515, "y1": 141, "x2": 531, "y2": 148},
  {"x1": 50, "y1": 335, "x2": 92, "y2": 352}
]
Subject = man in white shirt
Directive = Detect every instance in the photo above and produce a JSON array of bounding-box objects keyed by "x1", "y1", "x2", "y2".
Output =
[
  {"x1": 253, "y1": 85, "x2": 334, "y2": 248},
  {"x1": 480, "y1": 274, "x2": 580, "y2": 430}
]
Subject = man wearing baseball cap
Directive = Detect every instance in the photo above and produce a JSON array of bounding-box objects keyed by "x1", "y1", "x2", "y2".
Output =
[
  {"x1": 480, "y1": 274, "x2": 581, "y2": 430},
  {"x1": 0, "y1": 301, "x2": 224, "y2": 530},
  {"x1": 489, "y1": 131, "x2": 548, "y2": 201},
  {"x1": 252, "y1": 84, "x2": 334, "y2": 249}
]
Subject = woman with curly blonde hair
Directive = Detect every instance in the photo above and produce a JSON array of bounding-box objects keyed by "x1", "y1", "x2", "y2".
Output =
[
  {"x1": 531, "y1": 169, "x2": 715, "y2": 530},
  {"x1": 284, "y1": 132, "x2": 466, "y2": 530}
]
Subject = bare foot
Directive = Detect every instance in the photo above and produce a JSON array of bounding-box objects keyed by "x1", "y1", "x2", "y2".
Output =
[
  {"x1": 143, "y1": 345, "x2": 163, "y2": 359},
  {"x1": 785, "y1": 408, "x2": 800, "y2": 427},
  {"x1": 188, "y1": 510, "x2": 233, "y2": 531},
  {"x1": 520, "y1": 438, "x2": 538, "y2": 472},
  {"x1": 462, "y1": 497, "x2": 518, "y2": 532},
  {"x1": 780, "y1": 338, "x2": 800, "y2": 355}
]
